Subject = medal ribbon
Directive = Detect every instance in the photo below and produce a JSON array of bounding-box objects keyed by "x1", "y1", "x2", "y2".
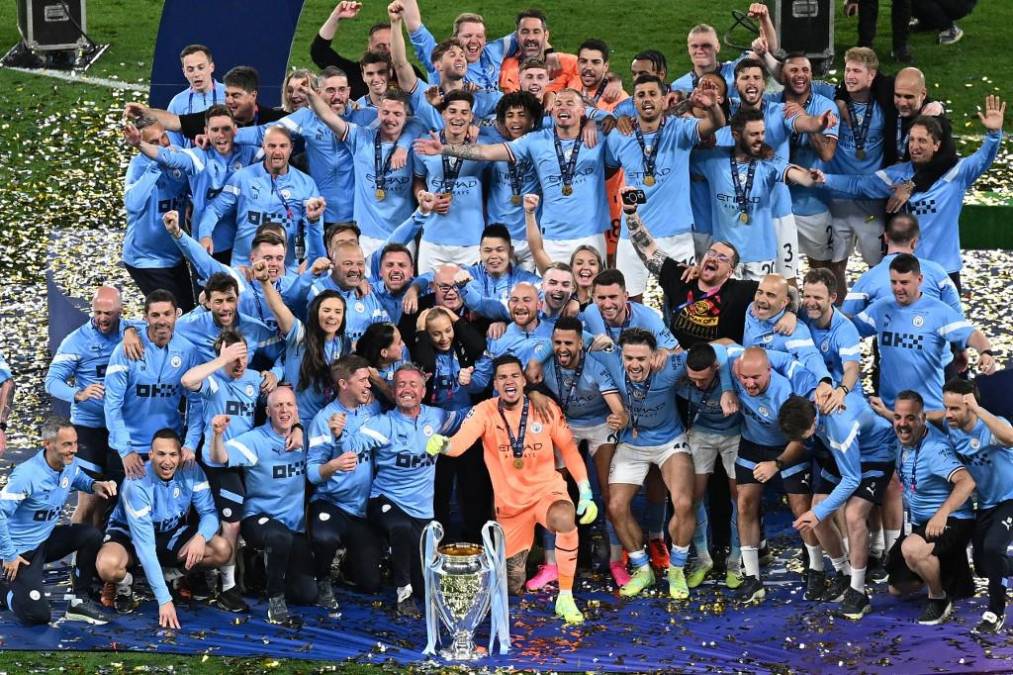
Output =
[
  {"x1": 373, "y1": 132, "x2": 395, "y2": 192},
  {"x1": 634, "y1": 118, "x2": 664, "y2": 184},
  {"x1": 788, "y1": 92, "x2": 813, "y2": 162},
  {"x1": 624, "y1": 371, "x2": 653, "y2": 434},
  {"x1": 498, "y1": 398, "x2": 530, "y2": 461},
  {"x1": 270, "y1": 175, "x2": 293, "y2": 219},
  {"x1": 439, "y1": 131, "x2": 466, "y2": 194},
  {"x1": 552, "y1": 353, "x2": 586, "y2": 413},
  {"x1": 846, "y1": 100, "x2": 874, "y2": 158},
  {"x1": 728, "y1": 154, "x2": 757, "y2": 221},
  {"x1": 507, "y1": 161, "x2": 523, "y2": 203},
  {"x1": 553, "y1": 126, "x2": 583, "y2": 193}
]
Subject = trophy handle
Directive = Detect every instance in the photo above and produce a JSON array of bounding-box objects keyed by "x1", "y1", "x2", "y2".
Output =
[
  {"x1": 421, "y1": 521, "x2": 445, "y2": 656},
  {"x1": 481, "y1": 520, "x2": 511, "y2": 655}
]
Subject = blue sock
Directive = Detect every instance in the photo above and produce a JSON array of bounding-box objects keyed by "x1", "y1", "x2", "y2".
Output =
[
  {"x1": 645, "y1": 499, "x2": 667, "y2": 538},
  {"x1": 730, "y1": 498, "x2": 741, "y2": 553},
  {"x1": 605, "y1": 519, "x2": 621, "y2": 548},
  {"x1": 670, "y1": 544, "x2": 690, "y2": 569},
  {"x1": 543, "y1": 530, "x2": 556, "y2": 552},
  {"x1": 629, "y1": 549, "x2": 650, "y2": 569},
  {"x1": 692, "y1": 501, "x2": 710, "y2": 560}
]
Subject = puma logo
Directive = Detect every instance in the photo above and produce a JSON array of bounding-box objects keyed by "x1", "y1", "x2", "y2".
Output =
[{"x1": 1002, "y1": 517, "x2": 1012, "y2": 531}]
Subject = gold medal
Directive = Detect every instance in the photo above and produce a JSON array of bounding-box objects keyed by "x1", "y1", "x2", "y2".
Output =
[
  {"x1": 644, "y1": 175, "x2": 656, "y2": 187},
  {"x1": 375, "y1": 188, "x2": 386, "y2": 201},
  {"x1": 739, "y1": 212, "x2": 749, "y2": 224},
  {"x1": 562, "y1": 185, "x2": 573, "y2": 196},
  {"x1": 631, "y1": 428, "x2": 639, "y2": 439},
  {"x1": 511, "y1": 194, "x2": 522, "y2": 205},
  {"x1": 513, "y1": 457, "x2": 524, "y2": 469}
]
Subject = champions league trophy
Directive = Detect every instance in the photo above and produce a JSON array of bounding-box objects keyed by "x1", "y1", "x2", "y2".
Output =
[{"x1": 421, "y1": 520, "x2": 510, "y2": 660}]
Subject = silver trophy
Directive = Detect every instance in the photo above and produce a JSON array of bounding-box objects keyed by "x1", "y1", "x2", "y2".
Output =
[{"x1": 421, "y1": 520, "x2": 510, "y2": 660}]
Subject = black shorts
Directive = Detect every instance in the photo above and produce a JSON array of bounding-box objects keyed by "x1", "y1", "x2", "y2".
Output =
[
  {"x1": 104, "y1": 523, "x2": 198, "y2": 568},
  {"x1": 812, "y1": 456, "x2": 894, "y2": 506},
  {"x1": 886, "y1": 517, "x2": 975, "y2": 597},
  {"x1": 74, "y1": 425, "x2": 123, "y2": 481},
  {"x1": 736, "y1": 438, "x2": 811, "y2": 494},
  {"x1": 198, "y1": 444, "x2": 245, "y2": 523}
]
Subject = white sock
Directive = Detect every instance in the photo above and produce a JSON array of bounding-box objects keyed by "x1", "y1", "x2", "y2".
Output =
[
  {"x1": 116, "y1": 571, "x2": 133, "y2": 594},
  {"x1": 396, "y1": 584, "x2": 413, "y2": 602},
  {"x1": 805, "y1": 544, "x2": 824, "y2": 572},
  {"x1": 831, "y1": 555, "x2": 852, "y2": 575},
  {"x1": 851, "y1": 567, "x2": 866, "y2": 592},
  {"x1": 870, "y1": 529, "x2": 885, "y2": 558},
  {"x1": 163, "y1": 568, "x2": 183, "y2": 584},
  {"x1": 884, "y1": 529, "x2": 901, "y2": 554},
  {"x1": 220, "y1": 564, "x2": 236, "y2": 591},
  {"x1": 741, "y1": 546, "x2": 760, "y2": 579}
]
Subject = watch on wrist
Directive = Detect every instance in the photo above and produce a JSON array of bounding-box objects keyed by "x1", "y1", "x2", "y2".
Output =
[
  {"x1": 291, "y1": 422, "x2": 304, "y2": 433},
  {"x1": 774, "y1": 458, "x2": 785, "y2": 471}
]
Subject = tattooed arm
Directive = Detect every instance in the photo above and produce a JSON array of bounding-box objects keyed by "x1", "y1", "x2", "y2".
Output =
[
  {"x1": 625, "y1": 209, "x2": 671, "y2": 278},
  {"x1": 413, "y1": 133, "x2": 513, "y2": 162}
]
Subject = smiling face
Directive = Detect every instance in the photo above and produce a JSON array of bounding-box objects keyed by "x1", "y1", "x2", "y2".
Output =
[
  {"x1": 224, "y1": 85, "x2": 257, "y2": 122},
  {"x1": 205, "y1": 113, "x2": 236, "y2": 155},
  {"x1": 802, "y1": 280, "x2": 834, "y2": 323},
  {"x1": 735, "y1": 66, "x2": 765, "y2": 107},
  {"x1": 480, "y1": 235, "x2": 512, "y2": 275},
  {"x1": 267, "y1": 386, "x2": 298, "y2": 434},
  {"x1": 318, "y1": 297, "x2": 345, "y2": 336},
  {"x1": 455, "y1": 20, "x2": 486, "y2": 63},
  {"x1": 552, "y1": 90, "x2": 583, "y2": 130},
  {"x1": 571, "y1": 249, "x2": 601, "y2": 290},
  {"x1": 285, "y1": 76, "x2": 311, "y2": 110},
  {"x1": 332, "y1": 245, "x2": 366, "y2": 289},
  {"x1": 552, "y1": 328, "x2": 583, "y2": 369},
  {"x1": 782, "y1": 57, "x2": 813, "y2": 97},
  {"x1": 519, "y1": 66, "x2": 549, "y2": 97},
  {"x1": 438, "y1": 43, "x2": 469, "y2": 82},
  {"x1": 361, "y1": 61, "x2": 389, "y2": 99},
  {"x1": 517, "y1": 17, "x2": 547, "y2": 59},
  {"x1": 753, "y1": 276, "x2": 788, "y2": 320},
  {"x1": 381, "y1": 250, "x2": 412, "y2": 293},
  {"x1": 542, "y1": 268, "x2": 574, "y2": 312},
  {"x1": 251, "y1": 241, "x2": 286, "y2": 281},
  {"x1": 44, "y1": 425, "x2": 78, "y2": 468},
  {"x1": 92, "y1": 289, "x2": 122, "y2": 334},
  {"x1": 893, "y1": 396, "x2": 925, "y2": 446},
  {"x1": 736, "y1": 351, "x2": 771, "y2": 396},
  {"x1": 493, "y1": 361, "x2": 525, "y2": 404},
  {"x1": 321, "y1": 74, "x2": 351, "y2": 111},
  {"x1": 508, "y1": 283, "x2": 540, "y2": 328},
  {"x1": 262, "y1": 128, "x2": 292, "y2": 174},
  {"x1": 207, "y1": 289, "x2": 238, "y2": 327},
  {"x1": 426, "y1": 313, "x2": 455, "y2": 351},
  {"x1": 634, "y1": 81, "x2": 664, "y2": 121},
  {"x1": 593, "y1": 282, "x2": 627, "y2": 325},
  {"x1": 393, "y1": 368, "x2": 426, "y2": 413},
  {"x1": 889, "y1": 269, "x2": 923, "y2": 305},
  {"x1": 844, "y1": 60, "x2": 876, "y2": 94},
  {"x1": 907, "y1": 124, "x2": 940, "y2": 165},
  {"x1": 433, "y1": 266, "x2": 464, "y2": 311},
  {"x1": 342, "y1": 366, "x2": 373, "y2": 405},
  {"x1": 577, "y1": 48, "x2": 608, "y2": 89},
  {"x1": 145, "y1": 300, "x2": 177, "y2": 346},
  {"x1": 734, "y1": 119, "x2": 767, "y2": 157},
  {"x1": 699, "y1": 243, "x2": 735, "y2": 285},
  {"x1": 621, "y1": 343, "x2": 652, "y2": 382},
  {"x1": 377, "y1": 98, "x2": 408, "y2": 138},
  {"x1": 150, "y1": 436, "x2": 181, "y2": 480},
  {"x1": 501, "y1": 104, "x2": 535, "y2": 140},
  {"x1": 441, "y1": 98, "x2": 474, "y2": 137},
  {"x1": 182, "y1": 51, "x2": 214, "y2": 92}
]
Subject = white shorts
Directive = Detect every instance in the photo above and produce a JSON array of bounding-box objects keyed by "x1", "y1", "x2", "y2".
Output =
[
  {"x1": 773, "y1": 212, "x2": 800, "y2": 281},
  {"x1": 829, "y1": 198, "x2": 885, "y2": 265},
  {"x1": 687, "y1": 428, "x2": 740, "y2": 476},
  {"x1": 735, "y1": 260, "x2": 776, "y2": 281},
  {"x1": 571, "y1": 421, "x2": 616, "y2": 457},
  {"x1": 417, "y1": 241, "x2": 480, "y2": 276},
  {"x1": 795, "y1": 211, "x2": 834, "y2": 262},
  {"x1": 608, "y1": 434, "x2": 690, "y2": 485},
  {"x1": 543, "y1": 233, "x2": 607, "y2": 266},
  {"x1": 512, "y1": 241, "x2": 535, "y2": 272},
  {"x1": 360, "y1": 234, "x2": 417, "y2": 264},
  {"x1": 616, "y1": 233, "x2": 695, "y2": 297}
]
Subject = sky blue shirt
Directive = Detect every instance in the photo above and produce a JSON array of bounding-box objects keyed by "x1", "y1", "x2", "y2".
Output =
[
  {"x1": 582, "y1": 302, "x2": 679, "y2": 350},
  {"x1": 409, "y1": 25, "x2": 515, "y2": 90},
  {"x1": 197, "y1": 369, "x2": 263, "y2": 441},
  {"x1": 280, "y1": 319, "x2": 349, "y2": 423},
  {"x1": 413, "y1": 147, "x2": 487, "y2": 247},
  {"x1": 854, "y1": 295, "x2": 973, "y2": 409},
  {"x1": 154, "y1": 144, "x2": 261, "y2": 254},
  {"x1": 471, "y1": 320, "x2": 554, "y2": 391},
  {"x1": 947, "y1": 416, "x2": 1013, "y2": 510},
  {"x1": 671, "y1": 58, "x2": 743, "y2": 96},
  {"x1": 106, "y1": 461, "x2": 217, "y2": 606},
  {"x1": 45, "y1": 319, "x2": 132, "y2": 428},
  {"x1": 842, "y1": 253, "x2": 962, "y2": 317},
  {"x1": 771, "y1": 90, "x2": 839, "y2": 216},
  {"x1": 536, "y1": 350, "x2": 617, "y2": 427},
  {"x1": 726, "y1": 348, "x2": 819, "y2": 446},
  {"x1": 692, "y1": 147, "x2": 788, "y2": 263},
  {"x1": 823, "y1": 131, "x2": 1003, "y2": 272},
  {"x1": 344, "y1": 406, "x2": 462, "y2": 519},
  {"x1": 676, "y1": 342, "x2": 740, "y2": 435},
  {"x1": 897, "y1": 425, "x2": 973, "y2": 525},
  {"x1": 307, "y1": 398, "x2": 383, "y2": 517},
  {"x1": 744, "y1": 306, "x2": 832, "y2": 382},
  {"x1": 508, "y1": 127, "x2": 610, "y2": 240},
  {"x1": 122, "y1": 154, "x2": 188, "y2": 268},
  {"x1": 306, "y1": 280, "x2": 391, "y2": 346},
  {"x1": 479, "y1": 125, "x2": 540, "y2": 244},
  {"x1": 196, "y1": 161, "x2": 325, "y2": 272},
  {"x1": 0, "y1": 451, "x2": 93, "y2": 562},
  {"x1": 826, "y1": 99, "x2": 886, "y2": 175},
  {"x1": 342, "y1": 122, "x2": 417, "y2": 241},
  {"x1": 174, "y1": 309, "x2": 282, "y2": 366},
  {"x1": 219, "y1": 423, "x2": 307, "y2": 531},
  {"x1": 103, "y1": 330, "x2": 202, "y2": 456}
]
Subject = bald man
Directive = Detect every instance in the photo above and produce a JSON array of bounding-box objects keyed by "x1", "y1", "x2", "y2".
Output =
[
  {"x1": 46, "y1": 287, "x2": 135, "y2": 527},
  {"x1": 893, "y1": 67, "x2": 953, "y2": 162}
]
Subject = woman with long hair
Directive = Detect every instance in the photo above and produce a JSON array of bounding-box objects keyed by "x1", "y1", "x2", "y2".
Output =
[
  {"x1": 254, "y1": 262, "x2": 348, "y2": 422},
  {"x1": 354, "y1": 322, "x2": 408, "y2": 406}
]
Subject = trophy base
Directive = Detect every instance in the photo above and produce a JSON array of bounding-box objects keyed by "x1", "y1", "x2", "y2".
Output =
[{"x1": 439, "y1": 641, "x2": 487, "y2": 661}]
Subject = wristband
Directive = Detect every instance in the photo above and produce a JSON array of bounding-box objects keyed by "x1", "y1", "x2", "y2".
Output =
[
  {"x1": 838, "y1": 383, "x2": 850, "y2": 394},
  {"x1": 291, "y1": 422, "x2": 305, "y2": 433},
  {"x1": 981, "y1": 349, "x2": 995, "y2": 356},
  {"x1": 774, "y1": 459, "x2": 785, "y2": 471},
  {"x1": 820, "y1": 377, "x2": 833, "y2": 386}
]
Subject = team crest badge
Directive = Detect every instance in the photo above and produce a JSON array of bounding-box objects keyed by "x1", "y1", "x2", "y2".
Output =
[
  {"x1": 759, "y1": 406, "x2": 769, "y2": 417},
  {"x1": 61, "y1": 477, "x2": 69, "y2": 488},
  {"x1": 233, "y1": 162, "x2": 243, "y2": 172},
  {"x1": 281, "y1": 189, "x2": 292, "y2": 200},
  {"x1": 246, "y1": 384, "x2": 255, "y2": 396},
  {"x1": 170, "y1": 355, "x2": 182, "y2": 368},
  {"x1": 762, "y1": 334, "x2": 773, "y2": 344},
  {"x1": 423, "y1": 424, "x2": 434, "y2": 437},
  {"x1": 173, "y1": 487, "x2": 181, "y2": 498},
  {"x1": 531, "y1": 422, "x2": 543, "y2": 434},
  {"x1": 971, "y1": 438, "x2": 981, "y2": 449},
  {"x1": 355, "y1": 302, "x2": 365, "y2": 313},
  {"x1": 820, "y1": 340, "x2": 830, "y2": 353},
  {"x1": 913, "y1": 315, "x2": 925, "y2": 327}
]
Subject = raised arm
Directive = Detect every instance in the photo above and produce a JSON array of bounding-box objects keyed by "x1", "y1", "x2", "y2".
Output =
[
  {"x1": 690, "y1": 89, "x2": 726, "y2": 139},
  {"x1": 181, "y1": 341, "x2": 248, "y2": 391},
  {"x1": 304, "y1": 82, "x2": 349, "y2": 139},
  {"x1": 124, "y1": 102, "x2": 182, "y2": 132},
  {"x1": 253, "y1": 260, "x2": 297, "y2": 336},
  {"x1": 523, "y1": 194, "x2": 552, "y2": 273},
  {"x1": 388, "y1": 2, "x2": 420, "y2": 93},
  {"x1": 749, "y1": 3, "x2": 779, "y2": 54},
  {"x1": 623, "y1": 193, "x2": 671, "y2": 277}
]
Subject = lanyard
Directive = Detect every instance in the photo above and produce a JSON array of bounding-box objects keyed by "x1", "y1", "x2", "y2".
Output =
[
  {"x1": 552, "y1": 353, "x2": 586, "y2": 413},
  {"x1": 187, "y1": 87, "x2": 218, "y2": 114},
  {"x1": 433, "y1": 352, "x2": 460, "y2": 405},
  {"x1": 373, "y1": 132, "x2": 395, "y2": 190},
  {"x1": 588, "y1": 80, "x2": 607, "y2": 105},
  {"x1": 729, "y1": 153, "x2": 758, "y2": 222},
  {"x1": 270, "y1": 175, "x2": 293, "y2": 219},
  {"x1": 846, "y1": 99, "x2": 874, "y2": 159},
  {"x1": 624, "y1": 371, "x2": 653, "y2": 432},
  {"x1": 553, "y1": 127, "x2": 583, "y2": 195},
  {"x1": 498, "y1": 398, "x2": 530, "y2": 460},
  {"x1": 634, "y1": 118, "x2": 665, "y2": 185},
  {"x1": 896, "y1": 117, "x2": 910, "y2": 157},
  {"x1": 506, "y1": 160, "x2": 524, "y2": 205},
  {"x1": 439, "y1": 132, "x2": 466, "y2": 195},
  {"x1": 901, "y1": 432, "x2": 926, "y2": 494},
  {"x1": 788, "y1": 92, "x2": 813, "y2": 161}
]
